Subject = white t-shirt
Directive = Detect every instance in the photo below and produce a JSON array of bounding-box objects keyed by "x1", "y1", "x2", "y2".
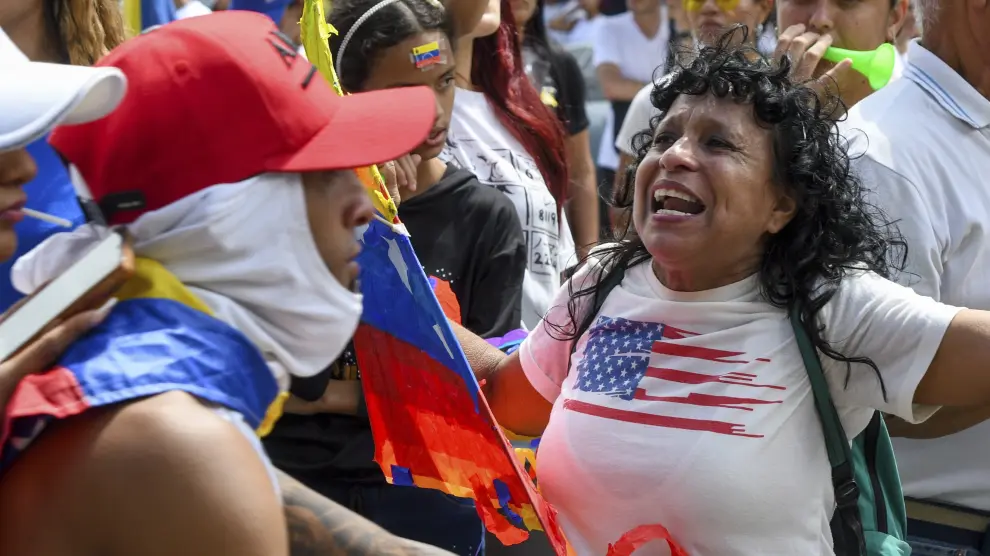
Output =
[
  {"x1": 592, "y1": 10, "x2": 670, "y2": 170},
  {"x1": 592, "y1": 10, "x2": 671, "y2": 84},
  {"x1": 843, "y1": 40, "x2": 990, "y2": 511},
  {"x1": 440, "y1": 88, "x2": 577, "y2": 329},
  {"x1": 615, "y1": 82, "x2": 659, "y2": 157},
  {"x1": 519, "y1": 255, "x2": 957, "y2": 555},
  {"x1": 544, "y1": 1, "x2": 599, "y2": 46}
]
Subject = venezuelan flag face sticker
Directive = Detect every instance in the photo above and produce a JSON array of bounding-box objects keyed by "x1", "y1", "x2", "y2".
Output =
[{"x1": 411, "y1": 40, "x2": 446, "y2": 70}]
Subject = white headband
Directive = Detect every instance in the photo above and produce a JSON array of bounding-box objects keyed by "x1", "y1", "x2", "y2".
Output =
[
  {"x1": 334, "y1": 0, "x2": 406, "y2": 79},
  {"x1": 334, "y1": 0, "x2": 445, "y2": 81}
]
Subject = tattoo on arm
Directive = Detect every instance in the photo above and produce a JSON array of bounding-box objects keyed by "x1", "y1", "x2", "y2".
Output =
[{"x1": 278, "y1": 470, "x2": 454, "y2": 556}]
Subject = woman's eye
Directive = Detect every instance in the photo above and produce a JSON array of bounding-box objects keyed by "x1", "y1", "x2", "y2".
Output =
[
  {"x1": 653, "y1": 132, "x2": 675, "y2": 147},
  {"x1": 707, "y1": 136, "x2": 735, "y2": 150},
  {"x1": 438, "y1": 74, "x2": 455, "y2": 89}
]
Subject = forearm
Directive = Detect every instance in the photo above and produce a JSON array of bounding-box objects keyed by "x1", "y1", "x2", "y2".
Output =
[
  {"x1": 566, "y1": 171, "x2": 600, "y2": 261},
  {"x1": 279, "y1": 470, "x2": 454, "y2": 556},
  {"x1": 283, "y1": 381, "x2": 362, "y2": 416},
  {"x1": 451, "y1": 319, "x2": 506, "y2": 394},
  {"x1": 602, "y1": 76, "x2": 646, "y2": 102},
  {"x1": 445, "y1": 0, "x2": 486, "y2": 38},
  {"x1": 886, "y1": 405, "x2": 990, "y2": 439}
]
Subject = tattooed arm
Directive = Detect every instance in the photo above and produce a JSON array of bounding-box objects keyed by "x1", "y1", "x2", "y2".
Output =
[{"x1": 278, "y1": 470, "x2": 457, "y2": 556}]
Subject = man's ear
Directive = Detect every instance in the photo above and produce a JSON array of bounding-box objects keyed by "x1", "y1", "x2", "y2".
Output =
[{"x1": 887, "y1": 0, "x2": 910, "y2": 42}]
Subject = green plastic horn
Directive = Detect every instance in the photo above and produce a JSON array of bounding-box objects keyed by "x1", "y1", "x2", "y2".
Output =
[{"x1": 822, "y1": 42, "x2": 896, "y2": 91}]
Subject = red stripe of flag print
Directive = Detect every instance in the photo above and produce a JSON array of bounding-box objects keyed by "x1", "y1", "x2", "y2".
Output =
[{"x1": 564, "y1": 316, "x2": 785, "y2": 438}]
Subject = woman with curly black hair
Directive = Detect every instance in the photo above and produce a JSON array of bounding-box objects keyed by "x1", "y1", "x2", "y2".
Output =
[{"x1": 451, "y1": 27, "x2": 990, "y2": 554}]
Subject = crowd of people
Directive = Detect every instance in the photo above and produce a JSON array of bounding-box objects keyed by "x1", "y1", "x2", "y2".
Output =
[{"x1": 0, "y1": 0, "x2": 988, "y2": 555}]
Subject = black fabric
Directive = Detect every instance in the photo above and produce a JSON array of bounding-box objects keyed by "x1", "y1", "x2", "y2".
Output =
[
  {"x1": 546, "y1": 45, "x2": 590, "y2": 136},
  {"x1": 264, "y1": 344, "x2": 385, "y2": 482},
  {"x1": 264, "y1": 164, "x2": 527, "y2": 482},
  {"x1": 599, "y1": 0, "x2": 626, "y2": 16},
  {"x1": 611, "y1": 100, "x2": 632, "y2": 144},
  {"x1": 306, "y1": 479, "x2": 485, "y2": 556},
  {"x1": 401, "y1": 164, "x2": 527, "y2": 338}
]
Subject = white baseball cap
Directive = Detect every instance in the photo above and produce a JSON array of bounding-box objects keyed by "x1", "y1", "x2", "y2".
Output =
[{"x1": 0, "y1": 28, "x2": 127, "y2": 151}]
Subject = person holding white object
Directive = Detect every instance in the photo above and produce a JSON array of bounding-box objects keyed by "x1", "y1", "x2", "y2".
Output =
[{"x1": 0, "y1": 25, "x2": 126, "y2": 416}]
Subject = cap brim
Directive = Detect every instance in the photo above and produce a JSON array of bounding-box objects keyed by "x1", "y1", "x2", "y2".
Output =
[
  {"x1": 0, "y1": 62, "x2": 127, "y2": 151},
  {"x1": 278, "y1": 86, "x2": 437, "y2": 173}
]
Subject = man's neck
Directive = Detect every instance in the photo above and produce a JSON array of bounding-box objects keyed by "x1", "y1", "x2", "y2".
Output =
[
  {"x1": 2, "y1": 8, "x2": 62, "y2": 62},
  {"x1": 632, "y1": 9, "x2": 661, "y2": 38},
  {"x1": 922, "y1": 25, "x2": 990, "y2": 100}
]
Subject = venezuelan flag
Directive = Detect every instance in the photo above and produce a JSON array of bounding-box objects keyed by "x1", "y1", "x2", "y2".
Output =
[
  {"x1": 352, "y1": 218, "x2": 568, "y2": 551},
  {"x1": 0, "y1": 259, "x2": 280, "y2": 473},
  {"x1": 411, "y1": 41, "x2": 442, "y2": 69}
]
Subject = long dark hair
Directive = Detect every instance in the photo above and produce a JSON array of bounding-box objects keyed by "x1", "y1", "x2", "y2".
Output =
[
  {"x1": 328, "y1": 0, "x2": 453, "y2": 92},
  {"x1": 471, "y1": 0, "x2": 569, "y2": 210},
  {"x1": 521, "y1": 0, "x2": 550, "y2": 57},
  {"x1": 551, "y1": 27, "x2": 906, "y2": 393}
]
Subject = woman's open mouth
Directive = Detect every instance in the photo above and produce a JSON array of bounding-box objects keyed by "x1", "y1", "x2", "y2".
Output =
[{"x1": 652, "y1": 187, "x2": 705, "y2": 217}]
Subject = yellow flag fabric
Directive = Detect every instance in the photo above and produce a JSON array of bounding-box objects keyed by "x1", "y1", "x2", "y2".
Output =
[{"x1": 299, "y1": 0, "x2": 399, "y2": 222}]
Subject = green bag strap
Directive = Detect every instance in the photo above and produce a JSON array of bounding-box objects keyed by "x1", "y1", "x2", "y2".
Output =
[
  {"x1": 788, "y1": 305, "x2": 866, "y2": 556},
  {"x1": 789, "y1": 304, "x2": 851, "y2": 468}
]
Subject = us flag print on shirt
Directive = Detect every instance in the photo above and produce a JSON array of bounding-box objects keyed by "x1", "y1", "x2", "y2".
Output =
[{"x1": 564, "y1": 316, "x2": 786, "y2": 438}]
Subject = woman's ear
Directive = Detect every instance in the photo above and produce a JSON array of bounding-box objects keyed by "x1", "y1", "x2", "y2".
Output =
[{"x1": 767, "y1": 189, "x2": 797, "y2": 234}]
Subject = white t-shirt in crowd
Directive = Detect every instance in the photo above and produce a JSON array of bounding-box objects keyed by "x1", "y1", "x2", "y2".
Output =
[
  {"x1": 615, "y1": 82, "x2": 659, "y2": 157},
  {"x1": 843, "y1": 40, "x2": 990, "y2": 511},
  {"x1": 592, "y1": 10, "x2": 670, "y2": 170},
  {"x1": 544, "y1": 1, "x2": 599, "y2": 46},
  {"x1": 592, "y1": 10, "x2": 671, "y2": 84},
  {"x1": 518, "y1": 255, "x2": 957, "y2": 555},
  {"x1": 440, "y1": 88, "x2": 577, "y2": 330}
]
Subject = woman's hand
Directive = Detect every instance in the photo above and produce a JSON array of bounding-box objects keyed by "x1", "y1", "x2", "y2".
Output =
[
  {"x1": 381, "y1": 154, "x2": 423, "y2": 207},
  {"x1": 283, "y1": 379, "x2": 362, "y2": 416},
  {"x1": 0, "y1": 305, "x2": 111, "y2": 411},
  {"x1": 774, "y1": 24, "x2": 869, "y2": 116}
]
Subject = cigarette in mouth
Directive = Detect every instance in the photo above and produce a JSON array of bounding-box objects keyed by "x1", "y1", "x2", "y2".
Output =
[{"x1": 22, "y1": 208, "x2": 73, "y2": 228}]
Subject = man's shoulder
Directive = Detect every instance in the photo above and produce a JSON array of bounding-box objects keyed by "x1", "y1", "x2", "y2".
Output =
[{"x1": 842, "y1": 79, "x2": 956, "y2": 181}]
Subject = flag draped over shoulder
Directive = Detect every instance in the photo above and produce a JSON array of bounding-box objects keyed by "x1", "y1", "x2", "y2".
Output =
[
  {"x1": 300, "y1": 1, "x2": 567, "y2": 550},
  {"x1": 0, "y1": 258, "x2": 283, "y2": 474}
]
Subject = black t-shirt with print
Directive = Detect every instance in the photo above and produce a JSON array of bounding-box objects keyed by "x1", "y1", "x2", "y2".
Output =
[
  {"x1": 525, "y1": 43, "x2": 590, "y2": 137},
  {"x1": 263, "y1": 164, "x2": 527, "y2": 485}
]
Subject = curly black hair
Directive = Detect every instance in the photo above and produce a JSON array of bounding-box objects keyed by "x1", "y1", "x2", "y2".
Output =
[
  {"x1": 551, "y1": 26, "x2": 906, "y2": 394},
  {"x1": 329, "y1": 0, "x2": 453, "y2": 93}
]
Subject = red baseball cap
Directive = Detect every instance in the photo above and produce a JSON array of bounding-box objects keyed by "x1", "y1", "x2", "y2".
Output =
[{"x1": 49, "y1": 11, "x2": 436, "y2": 225}]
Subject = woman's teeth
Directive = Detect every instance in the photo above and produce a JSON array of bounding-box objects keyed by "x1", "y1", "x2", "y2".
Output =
[{"x1": 653, "y1": 188, "x2": 705, "y2": 215}]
